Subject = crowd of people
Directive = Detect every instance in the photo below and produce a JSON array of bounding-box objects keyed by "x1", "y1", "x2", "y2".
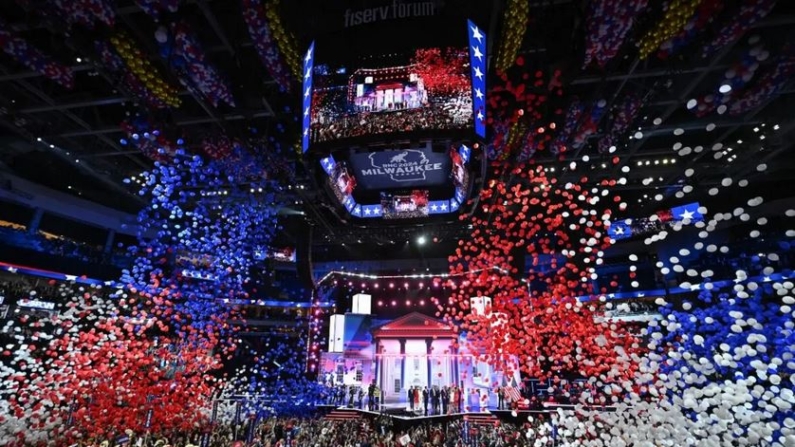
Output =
[
  {"x1": 310, "y1": 95, "x2": 472, "y2": 143},
  {"x1": 69, "y1": 414, "x2": 554, "y2": 447},
  {"x1": 0, "y1": 223, "x2": 131, "y2": 267}
]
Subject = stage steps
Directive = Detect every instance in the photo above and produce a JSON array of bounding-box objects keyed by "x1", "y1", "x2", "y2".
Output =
[
  {"x1": 464, "y1": 412, "x2": 499, "y2": 427},
  {"x1": 323, "y1": 408, "x2": 362, "y2": 422}
]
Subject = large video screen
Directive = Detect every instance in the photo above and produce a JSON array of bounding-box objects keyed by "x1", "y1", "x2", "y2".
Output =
[
  {"x1": 310, "y1": 47, "x2": 473, "y2": 145},
  {"x1": 348, "y1": 148, "x2": 451, "y2": 190},
  {"x1": 320, "y1": 143, "x2": 473, "y2": 220}
]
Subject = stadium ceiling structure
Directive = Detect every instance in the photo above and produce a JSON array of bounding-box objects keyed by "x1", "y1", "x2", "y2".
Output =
[{"x1": 0, "y1": 0, "x2": 792, "y2": 252}]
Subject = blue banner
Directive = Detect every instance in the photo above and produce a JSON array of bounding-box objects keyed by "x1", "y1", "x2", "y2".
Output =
[
  {"x1": 211, "y1": 400, "x2": 218, "y2": 423},
  {"x1": 66, "y1": 399, "x2": 76, "y2": 427},
  {"x1": 144, "y1": 409, "x2": 153, "y2": 429},
  {"x1": 608, "y1": 220, "x2": 633, "y2": 240},
  {"x1": 302, "y1": 42, "x2": 315, "y2": 153},
  {"x1": 233, "y1": 402, "x2": 242, "y2": 424},
  {"x1": 348, "y1": 149, "x2": 451, "y2": 190},
  {"x1": 200, "y1": 432, "x2": 211, "y2": 447},
  {"x1": 670, "y1": 202, "x2": 703, "y2": 222},
  {"x1": 467, "y1": 20, "x2": 487, "y2": 138},
  {"x1": 246, "y1": 415, "x2": 258, "y2": 444}
]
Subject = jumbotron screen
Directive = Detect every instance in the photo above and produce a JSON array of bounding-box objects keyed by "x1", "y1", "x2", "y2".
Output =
[
  {"x1": 309, "y1": 47, "x2": 472, "y2": 146},
  {"x1": 320, "y1": 143, "x2": 472, "y2": 220}
]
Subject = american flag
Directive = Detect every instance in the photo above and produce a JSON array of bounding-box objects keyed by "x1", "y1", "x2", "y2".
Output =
[
  {"x1": 503, "y1": 386, "x2": 522, "y2": 403},
  {"x1": 467, "y1": 20, "x2": 487, "y2": 138},
  {"x1": 301, "y1": 42, "x2": 315, "y2": 152}
]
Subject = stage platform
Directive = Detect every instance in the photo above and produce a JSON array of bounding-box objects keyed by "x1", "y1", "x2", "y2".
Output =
[{"x1": 318, "y1": 404, "x2": 566, "y2": 425}]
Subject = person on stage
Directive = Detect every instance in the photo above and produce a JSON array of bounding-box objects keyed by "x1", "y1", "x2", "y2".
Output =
[
  {"x1": 368, "y1": 383, "x2": 375, "y2": 410},
  {"x1": 441, "y1": 386, "x2": 449, "y2": 414},
  {"x1": 408, "y1": 387, "x2": 414, "y2": 410},
  {"x1": 422, "y1": 386, "x2": 429, "y2": 416},
  {"x1": 373, "y1": 386, "x2": 381, "y2": 412},
  {"x1": 497, "y1": 386, "x2": 504, "y2": 410}
]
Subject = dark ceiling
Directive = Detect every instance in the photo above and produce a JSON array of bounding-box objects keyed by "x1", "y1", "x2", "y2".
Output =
[{"x1": 0, "y1": 0, "x2": 793, "y2": 260}]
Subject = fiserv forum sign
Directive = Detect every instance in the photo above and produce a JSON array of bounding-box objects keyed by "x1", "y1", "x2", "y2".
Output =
[{"x1": 343, "y1": 1, "x2": 439, "y2": 28}]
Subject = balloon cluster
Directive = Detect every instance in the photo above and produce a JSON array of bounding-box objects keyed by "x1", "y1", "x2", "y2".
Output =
[
  {"x1": 133, "y1": 0, "x2": 181, "y2": 19},
  {"x1": 582, "y1": 0, "x2": 648, "y2": 69},
  {"x1": 657, "y1": 0, "x2": 725, "y2": 58},
  {"x1": 214, "y1": 143, "x2": 274, "y2": 184},
  {"x1": 0, "y1": 19, "x2": 74, "y2": 89},
  {"x1": 0, "y1": 281, "x2": 224, "y2": 445},
  {"x1": 163, "y1": 23, "x2": 236, "y2": 108},
  {"x1": 47, "y1": 0, "x2": 115, "y2": 28},
  {"x1": 442, "y1": 164, "x2": 643, "y2": 386},
  {"x1": 690, "y1": 40, "x2": 768, "y2": 117},
  {"x1": 597, "y1": 94, "x2": 642, "y2": 154},
  {"x1": 549, "y1": 101, "x2": 584, "y2": 155},
  {"x1": 109, "y1": 33, "x2": 182, "y2": 107},
  {"x1": 701, "y1": 0, "x2": 778, "y2": 58},
  {"x1": 123, "y1": 153, "x2": 283, "y2": 303},
  {"x1": 219, "y1": 332, "x2": 326, "y2": 417},
  {"x1": 494, "y1": 0, "x2": 529, "y2": 72},
  {"x1": 637, "y1": 0, "x2": 700, "y2": 60},
  {"x1": 264, "y1": 0, "x2": 302, "y2": 79},
  {"x1": 95, "y1": 40, "x2": 174, "y2": 108},
  {"x1": 539, "y1": 157, "x2": 793, "y2": 445},
  {"x1": 119, "y1": 119, "x2": 182, "y2": 162},
  {"x1": 488, "y1": 59, "x2": 564, "y2": 160},
  {"x1": 570, "y1": 100, "x2": 607, "y2": 150},
  {"x1": 201, "y1": 134, "x2": 240, "y2": 160},
  {"x1": 729, "y1": 43, "x2": 795, "y2": 116},
  {"x1": 4, "y1": 146, "x2": 290, "y2": 443},
  {"x1": 242, "y1": 0, "x2": 294, "y2": 92}
]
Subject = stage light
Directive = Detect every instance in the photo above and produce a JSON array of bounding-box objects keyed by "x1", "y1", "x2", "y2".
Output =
[
  {"x1": 686, "y1": 99, "x2": 697, "y2": 109},
  {"x1": 719, "y1": 84, "x2": 732, "y2": 93},
  {"x1": 417, "y1": 236, "x2": 427, "y2": 245}
]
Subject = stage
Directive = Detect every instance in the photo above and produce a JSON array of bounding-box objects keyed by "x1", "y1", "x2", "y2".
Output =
[{"x1": 318, "y1": 403, "x2": 619, "y2": 423}]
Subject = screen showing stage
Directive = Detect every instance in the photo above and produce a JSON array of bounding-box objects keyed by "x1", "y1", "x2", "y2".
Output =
[{"x1": 310, "y1": 47, "x2": 473, "y2": 145}]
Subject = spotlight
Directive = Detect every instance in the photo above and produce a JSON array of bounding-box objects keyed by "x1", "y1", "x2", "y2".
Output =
[
  {"x1": 686, "y1": 99, "x2": 697, "y2": 109},
  {"x1": 719, "y1": 84, "x2": 732, "y2": 94},
  {"x1": 417, "y1": 236, "x2": 426, "y2": 245}
]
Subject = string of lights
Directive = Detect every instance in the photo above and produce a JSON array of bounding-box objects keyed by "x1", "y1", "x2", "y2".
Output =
[{"x1": 316, "y1": 266, "x2": 510, "y2": 285}]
